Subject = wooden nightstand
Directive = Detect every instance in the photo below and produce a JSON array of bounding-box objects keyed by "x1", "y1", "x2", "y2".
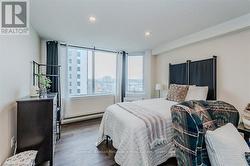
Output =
[{"x1": 238, "y1": 123, "x2": 250, "y2": 143}]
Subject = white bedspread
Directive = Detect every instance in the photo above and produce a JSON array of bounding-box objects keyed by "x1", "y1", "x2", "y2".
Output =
[{"x1": 97, "y1": 98, "x2": 177, "y2": 166}]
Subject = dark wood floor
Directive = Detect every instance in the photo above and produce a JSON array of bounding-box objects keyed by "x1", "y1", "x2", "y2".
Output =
[{"x1": 55, "y1": 118, "x2": 177, "y2": 166}]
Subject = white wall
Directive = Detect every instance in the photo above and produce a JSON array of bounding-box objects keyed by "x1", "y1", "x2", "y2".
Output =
[
  {"x1": 64, "y1": 95, "x2": 115, "y2": 118},
  {"x1": 0, "y1": 27, "x2": 40, "y2": 164},
  {"x1": 154, "y1": 29, "x2": 250, "y2": 112}
]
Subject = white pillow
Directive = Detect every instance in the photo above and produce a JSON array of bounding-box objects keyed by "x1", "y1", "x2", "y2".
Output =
[
  {"x1": 205, "y1": 123, "x2": 250, "y2": 166},
  {"x1": 185, "y1": 86, "x2": 208, "y2": 101}
]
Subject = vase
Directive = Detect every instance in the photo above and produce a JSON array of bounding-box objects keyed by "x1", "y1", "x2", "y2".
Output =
[{"x1": 40, "y1": 87, "x2": 47, "y2": 98}]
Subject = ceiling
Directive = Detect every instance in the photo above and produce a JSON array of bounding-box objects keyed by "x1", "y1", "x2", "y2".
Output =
[{"x1": 31, "y1": 0, "x2": 250, "y2": 52}]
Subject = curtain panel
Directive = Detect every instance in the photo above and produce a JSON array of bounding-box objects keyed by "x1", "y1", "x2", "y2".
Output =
[{"x1": 46, "y1": 41, "x2": 59, "y2": 93}]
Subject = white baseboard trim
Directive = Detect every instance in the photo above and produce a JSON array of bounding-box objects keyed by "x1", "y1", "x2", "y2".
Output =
[{"x1": 62, "y1": 113, "x2": 103, "y2": 124}]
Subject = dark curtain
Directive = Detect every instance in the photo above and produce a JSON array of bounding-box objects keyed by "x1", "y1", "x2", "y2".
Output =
[
  {"x1": 46, "y1": 41, "x2": 58, "y2": 93},
  {"x1": 121, "y1": 51, "x2": 127, "y2": 102}
]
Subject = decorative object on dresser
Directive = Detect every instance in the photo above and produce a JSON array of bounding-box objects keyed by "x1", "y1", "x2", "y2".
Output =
[
  {"x1": 16, "y1": 94, "x2": 58, "y2": 165},
  {"x1": 242, "y1": 103, "x2": 250, "y2": 129},
  {"x1": 155, "y1": 83, "x2": 162, "y2": 98},
  {"x1": 37, "y1": 73, "x2": 52, "y2": 98}
]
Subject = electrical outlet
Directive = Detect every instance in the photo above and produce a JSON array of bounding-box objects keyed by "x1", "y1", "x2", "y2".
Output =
[{"x1": 10, "y1": 136, "x2": 16, "y2": 148}]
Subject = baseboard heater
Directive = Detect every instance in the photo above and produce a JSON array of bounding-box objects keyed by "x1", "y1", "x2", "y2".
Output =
[{"x1": 62, "y1": 112, "x2": 104, "y2": 124}]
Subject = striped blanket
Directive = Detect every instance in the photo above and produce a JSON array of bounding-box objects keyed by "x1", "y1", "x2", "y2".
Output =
[{"x1": 117, "y1": 102, "x2": 168, "y2": 149}]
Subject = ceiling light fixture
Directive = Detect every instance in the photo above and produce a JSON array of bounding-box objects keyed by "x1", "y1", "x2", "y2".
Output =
[
  {"x1": 145, "y1": 31, "x2": 151, "y2": 37},
  {"x1": 89, "y1": 16, "x2": 96, "y2": 23}
]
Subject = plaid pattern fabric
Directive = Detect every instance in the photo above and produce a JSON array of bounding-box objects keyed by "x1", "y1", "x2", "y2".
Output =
[
  {"x1": 171, "y1": 100, "x2": 239, "y2": 166},
  {"x1": 245, "y1": 152, "x2": 250, "y2": 166}
]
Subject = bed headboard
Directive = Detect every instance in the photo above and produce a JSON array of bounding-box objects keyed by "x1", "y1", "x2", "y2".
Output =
[{"x1": 169, "y1": 56, "x2": 217, "y2": 100}]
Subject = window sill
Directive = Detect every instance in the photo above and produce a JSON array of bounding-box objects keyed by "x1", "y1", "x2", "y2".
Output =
[
  {"x1": 69, "y1": 94, "x2": 115, "y2": 99},
  {"x1": 126, "y1": 92, "x2": 146, "y2": 97}
]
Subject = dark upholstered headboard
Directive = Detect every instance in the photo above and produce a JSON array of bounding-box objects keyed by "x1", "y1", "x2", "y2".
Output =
[{"x1": 169, "y1": 56, "x2": 217, "y2": 100}]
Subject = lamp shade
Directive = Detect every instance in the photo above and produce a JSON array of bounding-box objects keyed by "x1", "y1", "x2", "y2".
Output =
[{"x1": 155, "y1": 83, "x2": 162, "y2": 90}]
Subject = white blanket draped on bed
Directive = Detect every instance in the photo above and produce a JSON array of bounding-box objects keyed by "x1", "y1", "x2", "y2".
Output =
[
  {"x1": 116, "y1": 102, "x2": 168, "y2": 149},
  {"x1": 97, "y1": 98, "x2": 177, "y2": 166}
]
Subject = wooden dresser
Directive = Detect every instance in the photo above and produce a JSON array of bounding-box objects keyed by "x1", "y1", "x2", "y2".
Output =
[{"x1": 16, "y1": 94, "x2": 57, "y2": 165}]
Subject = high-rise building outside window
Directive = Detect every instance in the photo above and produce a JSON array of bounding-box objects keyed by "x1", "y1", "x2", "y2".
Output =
[{"x1": 67, "y1": 47, "x2": 117, "y2": 96}]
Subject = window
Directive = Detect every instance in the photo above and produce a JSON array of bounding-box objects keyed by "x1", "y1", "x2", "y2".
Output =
[
  {"x1": 67, "y1": 46, "x2": 117, "y2": 96},
  {"x1": 126, "y1": 55, "x2": 144, "y2": 94},
  {"x1": 94, "y1": 51, "x2": 116, "y2": 94},
  {"x1": 77, "y1": 59, "x2": 81, "y2": 64},
  {"x1": 69, "y1": 66, "x2": 72, "y2": 71},
  {"x1": 69, "y1": 59, "x2": 72, "y2": 64},
  {"x1": 87, "y1": 51, "x2": 93, "y2": 94},
  {"x1": 67, "y1": 47, "x2": 88, "y2": 96},
  {"x1": 77, "y1": 52, "x2": 81, "y2": 58}
]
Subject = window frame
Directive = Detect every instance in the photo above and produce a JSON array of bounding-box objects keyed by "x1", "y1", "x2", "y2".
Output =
[
  {"x1": 67, "y1": 46, "x2": 117, "y2": 97},
  {"x1": 125, "y1": 54, "x2": 145, "y2": 96}
]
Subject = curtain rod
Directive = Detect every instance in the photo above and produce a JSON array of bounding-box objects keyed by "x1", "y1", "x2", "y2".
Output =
[{"x1": 59, "y1": 43, "x2": 126, "y2": 54}]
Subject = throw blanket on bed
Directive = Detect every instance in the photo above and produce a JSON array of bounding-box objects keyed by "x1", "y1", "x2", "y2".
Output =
[{"x1": 117, "y1": 102, "x2": 167, "y2": 149}]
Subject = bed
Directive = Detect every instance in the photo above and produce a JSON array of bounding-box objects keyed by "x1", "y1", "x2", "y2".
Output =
[
  {"x1": 97, "y1": 98, "x2": 177, "y2": 166},
  {"x1": 97, "y1": 57, "x2": 217, "y2": 166}
]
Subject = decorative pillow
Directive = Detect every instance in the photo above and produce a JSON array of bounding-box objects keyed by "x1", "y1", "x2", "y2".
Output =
[
  {"x1": 3, "y1": 150, "x2": 37, "y2": 166},
  {"x1": 205, "y1": 123, "x2": 250, "y2": 166},
  {"x1": 166, "y1": 84, "x2": 189, "y2": 102},
  {"x1": 180, "y1": 100, "x2": 216, "y2": 130},
  {"x1": 185, "y1": 86, "x2": 209, "y2": 101}
]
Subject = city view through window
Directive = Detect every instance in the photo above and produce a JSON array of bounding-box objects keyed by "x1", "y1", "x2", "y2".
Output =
[
  {"x1": 67, "y1": 47, "x2": 144, "y2": 96},
  {"x1": 127, "y1": 55, "x2": 144, "y2": 93}
]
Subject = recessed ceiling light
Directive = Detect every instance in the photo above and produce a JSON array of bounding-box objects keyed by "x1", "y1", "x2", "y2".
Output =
[
  {"x1": 145, "y1": 31, "x2": 151, "y2": 37},
  {"x1": 89, "y1": 16, "x2": 96, "y2": 23}
]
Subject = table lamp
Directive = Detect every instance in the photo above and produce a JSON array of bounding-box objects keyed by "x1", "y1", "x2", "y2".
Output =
[{"x1": 155, "y1": 83, "x2": 162, "y2": 98}]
